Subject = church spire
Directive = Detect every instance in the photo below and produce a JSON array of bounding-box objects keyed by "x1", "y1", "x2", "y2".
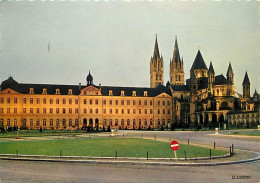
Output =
[
  {"x1": 172, "y1": 36, "x2": 181, "y2": 63},
  {"x1": 153, "y1": 34, "x2": 160, "y2": 60},
  {"x1": 242, "y1": 71, "x2": 250, "y2": 85}
]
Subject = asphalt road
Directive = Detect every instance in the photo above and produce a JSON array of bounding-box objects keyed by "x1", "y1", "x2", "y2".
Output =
[{"x1": 0, "y1": 130, "x2": 259, "y2": 183}]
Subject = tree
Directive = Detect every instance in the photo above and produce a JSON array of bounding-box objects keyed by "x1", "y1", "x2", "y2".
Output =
[
  {"x1": 160, "y1": 126, "x2": 164, "y2": 131},
  {"x1": 103, "y1": 125, "x2": 105, "y2": 132},
  {"x1": 39, "y1": 127, "x2": 43, "y2": 133}
]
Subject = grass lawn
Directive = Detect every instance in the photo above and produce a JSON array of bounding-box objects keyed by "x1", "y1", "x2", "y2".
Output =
[
  {"x1": 0, "y1": 130, "x2": 85, "y2": 138},
  {"x1": 0, "y1": 138, "x2": 227, "y2": 158}
]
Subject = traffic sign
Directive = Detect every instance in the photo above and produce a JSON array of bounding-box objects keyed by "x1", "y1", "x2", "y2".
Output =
[{"x1": 170, "y1": 140, "x2": 179, "y2": 151}]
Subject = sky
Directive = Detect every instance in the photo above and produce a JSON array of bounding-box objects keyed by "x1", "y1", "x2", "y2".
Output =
[{"x1": 0, "y1": 1, "x2": 259, "y2": 95}]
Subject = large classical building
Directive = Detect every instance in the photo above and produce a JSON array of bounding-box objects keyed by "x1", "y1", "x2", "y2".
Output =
[{"x1": 0, "y1": 36, "x2": 259, "y2": 130}]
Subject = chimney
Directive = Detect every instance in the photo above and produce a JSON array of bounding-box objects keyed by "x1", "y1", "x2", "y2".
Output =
[{"x1": 79, "y1": 83, "x2": 81, "y2": 90}]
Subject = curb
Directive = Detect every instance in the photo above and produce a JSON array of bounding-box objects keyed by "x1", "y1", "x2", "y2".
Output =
[{"x1": 1, "y1": 154, "x2": 259, "y2": 166}]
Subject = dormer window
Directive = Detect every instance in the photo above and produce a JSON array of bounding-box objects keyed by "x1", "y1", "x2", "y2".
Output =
[
  {"x1": 42, "y1": 88, "x2": 47, "y2": 95},
  {"x1": 55, "y1": 89, "x2": 60, "y2": 95},
  {"x1": 68, "y1": 89, "x2": 73, "y2": 95},
  {"x1": 144, "y1": 91, "x2": 148, "y2": 97},
  {"x1": 121, "y1": 90, "x2": 125, "y2": 96},
  {"x1": 109, "y1": 90, "x2": 113, "y2": 96},
  {"x1": 132, "y1": 91, "x2": 136, "y2": 97},
  {"x1": 29, "y1": 88, "x2": 34, "y2": 94}
]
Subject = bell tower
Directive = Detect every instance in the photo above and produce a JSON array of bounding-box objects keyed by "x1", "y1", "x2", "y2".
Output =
[
  {"x1": 170, "y1": 37, "x2": 184, "y2": 85},
  {"x1": 150, "y1": 35, "x2": 164, "y2": 88}
]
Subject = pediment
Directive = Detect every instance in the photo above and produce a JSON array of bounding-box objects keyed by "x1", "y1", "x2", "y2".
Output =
[
  {"x1": 0, "y1": 88, "x2": 20, "y2": 94},
  {"x1": 155, "y1": 92, "x2": 172, "y2": 98},
  {"x1": 80, "y1": 85, "x2": 101, "y2": 96}
]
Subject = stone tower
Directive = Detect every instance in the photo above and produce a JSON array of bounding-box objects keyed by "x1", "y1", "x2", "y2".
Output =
[
  {"x1": 208, "y1": 62, "x2": 215, "y2": 97},
  {"x1": 226, "y1": 62, "x2": 234, "y2": 85},
  {"x1": 170, "y1": 37, "x2": 184, "y2": 85},
  {"x1": 150, "y1": 35, "x2": 164, "y2": 88},
  {"x1": 242, "y1": 71, "x2": 250, "y2": 99}
]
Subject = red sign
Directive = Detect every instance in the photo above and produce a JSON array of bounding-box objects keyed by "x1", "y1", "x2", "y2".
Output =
[{"x1": 170, "y1": 140, "x2": 179, "y2": 151}]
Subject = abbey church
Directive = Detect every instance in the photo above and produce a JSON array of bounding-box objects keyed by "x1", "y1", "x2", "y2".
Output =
[{"x1": 0, "y1": 36, "x2": 259, "y2": 130}]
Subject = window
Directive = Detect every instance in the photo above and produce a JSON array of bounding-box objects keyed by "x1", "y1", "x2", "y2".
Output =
[
  {"x1": 115, "y1": 119, "x2": 118, "y2": 126},
  {"x1": 95, "y1": 108, "x2": 98, "y2": 114},
  {"x1": 158, "y1": 109, "x2": 160, "y2": 114},
  {"x1": 150, "y1": 119, "x2": 153, "y2": 125},
  {"x1": 115, "y1": 109, "x2": 118, "y2": 114},
  {"x1": 69, "y1": 99, "x2": 72, "y2": 104},
  {"x1": 23, "y1": 98, "x2": 27, "y2": 104},
  {"x1": 168, "y1": 109, "x2": 170, "y2": 114},
  {"x1": 95, "y1": 99, "x2": 98, "y2": 105},
  {"x1": 139, "y1": 100, "x2": 141, "y2": 105},
  {"x1": 50, "y1": 108, "x2": 53, "y2": 113},
  {"x1": 43, "y1": 108, "x2": 46, "y2": 113},
  {"x1": 103, "y1": 100, "x2": 106, "y2": 105},
  {"x1": 55, "y1": 89, "x2": 60, "y2": 95},
  {"x1": 162, "y1": 101, "x2": 165, "y2": 106},
  {"x1": 90, "y1": 108, "x2": 93, "y2": 114},
  {"x1": 167, "y1": 101, "x2": 170, "y2": 106},
  {"x1": 133, "y1": 119, "x2": 136, "y2": 126},
  {"x1": 127, "y1": 109, "x2": 130, "y2": 114},
  {"x1": 14, "y1": 108, "x2": 17, "y2": 113},
  {"x1": 7, "y1": 119, "x2": 10, "y2": 126},
  {"x1": 84, "y1": 108, "x2": 87, "y2": 114},
  {"x1": 50, "y1": 119, "x2": 53, "y2": 127},
  {"x1": 109, "y1": 100, "x2": 112, "y2": 105},
  {"x1": 69, "y1": 119, "x2": 72, "y2": 127},
  {"x1": 28, "y1": 119, "x2": 32, "y2": 127},
  {"x1": 202, "y1": 71, "x2": 204, "y2": 76},
  {"x1": 75, "y1": 119, "x2": 79, "y2": 126},
  {"x1": 121, "y1": 119, "x2": 124, "y2": 126},
  {"x1": 43, "y1": 119, "x2": 47, "y2": 126},
  {"x1": 90, "y1": 99, "x2": 93, "y2": 105},
  {"x1": 30, "y1": 108, "x2": 33, "y2": 113},
  {"x1": 63, "y1": 99, "x2": 66, "y2": 104},
  {"x1": 150, "y1": 109, "x2": 153, "y2": 114},
  {"x1": 121, "y1": 109, "x2": 124, "y2": 114},
  {"x1": 144, "y1": 100, "x2": 147, "y2": 105},
  {"x1": 75, "y1": 99, "x2": 78, "y2": 104},
  {"x1": 150, "y1": 100, "x2": 153, "y2": 105},
  {"x1": 42, "y1": 88, "x2": 47, "y2": 94},
  {"x1": 109, "y1": 109, "x2": 112, "y2": 114},
  {"x1": 115, "y1": 100, "x2": 118, "y2": 105},
  {"x1": 43, "y1": 98, "x2": 46, "y2": 104},
  {"x1": 127, "y1": 100, "x2": 130, "y2": 105},
  {"x1": 121, "y1": 100, "x2": 124, "y2": 105},
  {"x1": 157, "y1": 101, "x2": 160, "y2": 106},
  {"x1": 63, "y1": 108, "x2": 66, "y2": 114},
  {"x1": 7, "y1": 98, "x2": 10, "y2": 103},
  {"x1": 69, "y1": 108, "x2": 73, "y2": 113},
  {"x1": 109, "y1": 119, "x2": 112, "y2": 126},
  {"x1": 103, "y1": 119, "x2": 106, "y2": 126},
  {"x1": 14, "y1": 119, "x2": 17, "y2": 126},
  {"x1": 84, "y1": 99, "x2": 87, "y2": 104},
  {"x1": 139, "y1": 109, "x2": 141, "y2": 114},
  {"x1": 56, "y1": 119, "x2": 59, "y2": 127},
  {"x1": 144, "y1": 119, "x2": 147, "y2": 125},
  {"x1": 127, "y1": 119, "x2": 130, "y2": 126},
  {"x1": 23, "y1": 108, "x2": 26, "y2": 113},
  {"x1": 109, "y1": 90, "x2": 113, "y2": 96},
  {"x1": 145, "y1": 109, "x2": 147, "y2": 114},
  {"x1": 162, "y1": 119, "x2": 165, "y2": 126},
  {"x1": 133, "y1": 109, "x2": 136, "y2": 114},
  {"x1": 163, "y1": 109, "x2": 165, "y2": 114},
  {"x1": 0, "y1": 108, "x2": 3, "y2": 113},
  {"x1": 36, "y1": 119, "x2": 39, "y2": 126},
  {"x1": 14, "y1": 98, "x2": 17, "y2": 104},
  {"x1": 133, "y1": 100, "x2": 136, "y2": 105},
  {"x1": 75, "y1": 108, "x2": 78, "y2": 114},
  {"x1": 62, "y1": 119, "x2": 66, "y2": 126},
  {"x1": 7, "y1": 108, "x2": 10, "y2": 113},
  {"x1": 103, "y1": 109, "x2": 106, "y2": 114},
  {"x1": 56, "y1": 108, "x2": 59, "y2": 114},
  {"x1": 56, "y1": 99, "x2": 59, "y2": 104},
  {"x1": 50, "y1": 99, "x2": 53, "y2": 104},
  {"x1": 0, "y1": 98, "x2": 4, "y2": 103}
]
